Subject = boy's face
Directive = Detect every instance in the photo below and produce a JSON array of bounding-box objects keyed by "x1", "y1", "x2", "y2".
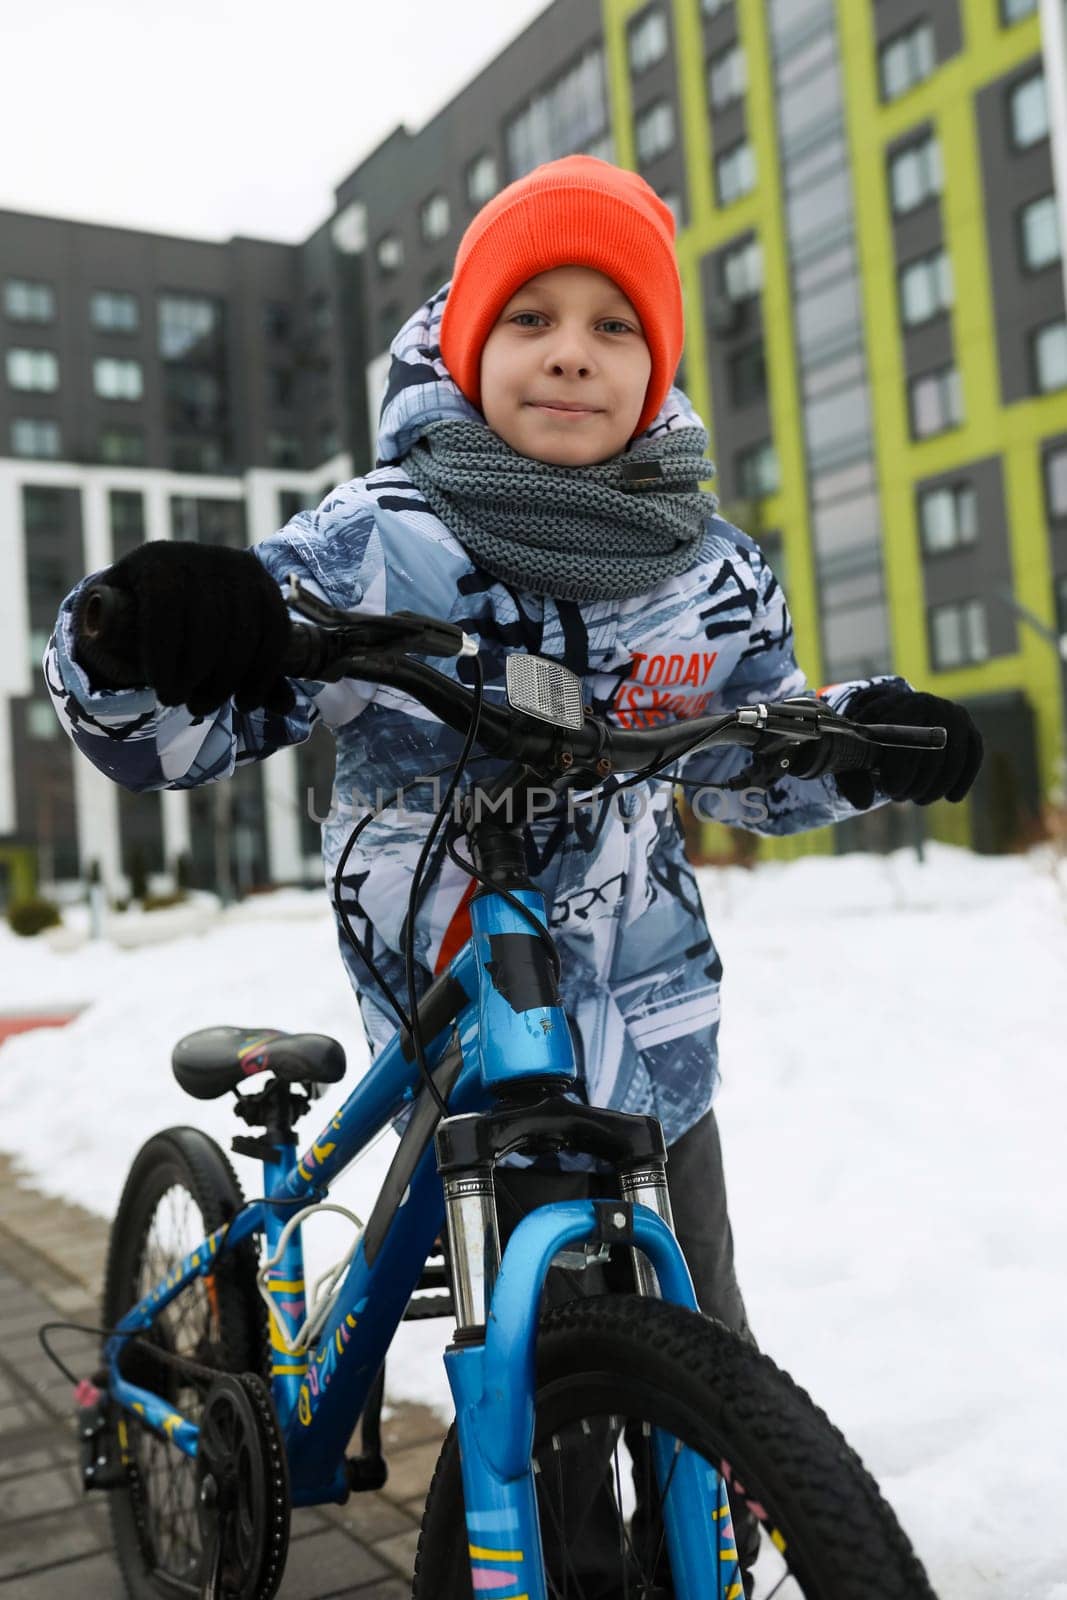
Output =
[{"x1": 478, "y1": 266, "x2": 652, "y2": 466}]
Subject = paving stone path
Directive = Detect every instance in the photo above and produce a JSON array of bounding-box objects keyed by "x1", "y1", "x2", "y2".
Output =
[{"x1": 0, "y1": 1151, "x2": 446, "y2": 1597}]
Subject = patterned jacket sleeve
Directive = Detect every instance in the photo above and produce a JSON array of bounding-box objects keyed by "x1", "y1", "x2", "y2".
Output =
[
  {"x1": 44, "y1": 502, "x2": 380, "y2": 794},
  {"x1": 678, "y1": 541, "x2": 908, "y2": 835}
]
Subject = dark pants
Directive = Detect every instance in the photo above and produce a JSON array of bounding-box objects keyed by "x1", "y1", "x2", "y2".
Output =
[{"x1": 493, "y1": 1107, "x2": 756, "y2": 1596}]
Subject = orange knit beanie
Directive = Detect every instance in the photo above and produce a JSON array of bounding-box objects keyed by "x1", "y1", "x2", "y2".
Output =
[{"x1": 440, "y1": 155, "x2": 683, "y2": 438}]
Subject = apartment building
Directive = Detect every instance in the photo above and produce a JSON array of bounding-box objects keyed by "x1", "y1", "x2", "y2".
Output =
[
  {"x1": 0, "y1": 212, "x2": 349, "y2": 897},
  {"x1": 2, "y1": 0, "x2": 1065, "y2": 899},
  {"x1": 599, "y1": 0, "x2": 1066, "y2": 852}
]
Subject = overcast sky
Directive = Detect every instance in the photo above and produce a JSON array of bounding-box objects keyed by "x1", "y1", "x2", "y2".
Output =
[{"x1": 1, "y1": 0, "x2": 552, "y2": 244}]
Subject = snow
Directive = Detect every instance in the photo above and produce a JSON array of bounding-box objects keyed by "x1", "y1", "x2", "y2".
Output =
[{"x1": 2, "y1": 845, "x2": 1064, "y2": 1597}]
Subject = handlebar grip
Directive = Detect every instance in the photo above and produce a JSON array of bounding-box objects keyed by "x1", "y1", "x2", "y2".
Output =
[{"x1": 864, "y1": 722, "x2": 947, "y2": 749}]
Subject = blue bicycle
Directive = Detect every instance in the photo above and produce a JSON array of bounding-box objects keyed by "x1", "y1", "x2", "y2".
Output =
[{"x1": 68, "y1": 578, "x2": 940, "y2": 1599}]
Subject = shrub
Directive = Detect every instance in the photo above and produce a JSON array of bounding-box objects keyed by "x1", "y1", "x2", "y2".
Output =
[
  {"x1": 142, "y1": 892, "x2": 188, "y2": 913},
  {"x1": 127, "y1": 846, "x2": 149, "y2": 903},
  {"x1": 7, "y1": 896, "x2": 62, "y2": 937}
]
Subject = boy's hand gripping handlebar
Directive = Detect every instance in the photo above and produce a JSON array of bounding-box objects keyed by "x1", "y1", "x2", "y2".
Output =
[{"x1": 77, "y1": 573, "x2": 946, "y2": 785}]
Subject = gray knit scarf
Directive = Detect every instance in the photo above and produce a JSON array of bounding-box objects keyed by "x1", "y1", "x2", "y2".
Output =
[{"x1": 402, "y1": 419, "x2": 719, "y2": 602}]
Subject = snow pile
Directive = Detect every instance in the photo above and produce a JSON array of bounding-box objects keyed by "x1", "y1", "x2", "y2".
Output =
[{"x1": 1, "y1": 845, "x2": 1064, "y2": 1597}]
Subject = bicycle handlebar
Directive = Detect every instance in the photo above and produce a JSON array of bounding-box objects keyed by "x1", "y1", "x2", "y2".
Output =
[{"x1": 77, "y1": 578, "x2": 947, "y2": 783}]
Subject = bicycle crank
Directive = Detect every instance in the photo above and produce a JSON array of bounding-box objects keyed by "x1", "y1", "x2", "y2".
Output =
[{"x1": 195, "y1": 1372, "x2": 290, "y2": 1599}]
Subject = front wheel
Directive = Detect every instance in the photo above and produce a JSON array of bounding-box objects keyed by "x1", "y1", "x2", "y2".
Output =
[{"x1": 414, "y1": 1295, "x2": 936, "y2": 1600}]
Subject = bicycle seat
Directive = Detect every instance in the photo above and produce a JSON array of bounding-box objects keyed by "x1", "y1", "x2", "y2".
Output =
[{"x1": 171, "y1": 1027, "x2": 346, "y2": 1100}]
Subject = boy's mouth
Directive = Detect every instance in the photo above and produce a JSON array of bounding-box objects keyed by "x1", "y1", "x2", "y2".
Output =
[{"x1": 527, "y1": 400, "x2": 603, "y2": 416}]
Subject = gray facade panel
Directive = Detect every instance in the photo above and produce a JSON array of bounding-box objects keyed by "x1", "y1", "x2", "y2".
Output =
[
  {"x1": 902, "y1": 313, "x2": 955, "y2": 377},
  {"x1": 974, "y1": 54, "x2": 1066, "y2": 405},
  {"x1": 701, "y1": 4, "x2": 738, "y2": 56},
  {"x1": 916, "y1": 455, "x2": 1018, "y2": 655},
  {"x1": 871, "y1": 0, "x2": 963, "y2": 61}
]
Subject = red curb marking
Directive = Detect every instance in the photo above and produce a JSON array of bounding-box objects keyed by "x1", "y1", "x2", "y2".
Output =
[{"x1": 0, "y1": 1013, "x2": 79, "y2": 1044}]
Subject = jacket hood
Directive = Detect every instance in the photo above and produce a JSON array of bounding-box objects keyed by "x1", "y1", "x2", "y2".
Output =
[{"x1": 374, "y1": 281, "x2": 712, "y2": 468}]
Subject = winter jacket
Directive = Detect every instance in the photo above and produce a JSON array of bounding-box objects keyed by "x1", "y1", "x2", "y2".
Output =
[{"x1": 46, "y1": 286, "x2": 898, "y2": 1146}]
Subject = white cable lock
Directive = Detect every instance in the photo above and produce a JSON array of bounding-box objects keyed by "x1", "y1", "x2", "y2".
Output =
[{"x1": 256, "y1": 1202, "x2": 364, "y2": 1356}]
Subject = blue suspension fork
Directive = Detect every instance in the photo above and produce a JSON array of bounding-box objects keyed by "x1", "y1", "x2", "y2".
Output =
[{"x1": 442, "y1": 1198, "x2": 741, "y2": 1600}]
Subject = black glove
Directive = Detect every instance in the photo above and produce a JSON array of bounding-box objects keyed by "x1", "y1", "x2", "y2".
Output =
[
  {"x1": 834, "y1": 684, "x2": 983, "y2": 810},
  {"x1": 73, "y1": 541, "x2": 295, "y2": 718}
]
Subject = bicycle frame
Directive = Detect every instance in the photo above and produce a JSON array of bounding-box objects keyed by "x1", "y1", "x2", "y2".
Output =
[{"x1": 104, "y1": 878, "x2": 744, "y2": 1599}]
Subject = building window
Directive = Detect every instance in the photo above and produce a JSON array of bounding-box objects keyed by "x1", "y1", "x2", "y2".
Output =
[
  {"x1": 375, "y1": 233, "x2": 404, "y2": 274},
  {"x1": 158, "y1": 295, "x2": 220, "y2": 360},
  {"x1": 94, "y1": 357, "x2": 143, "y2": 401},
  {"x1": 278, "y1": 489, "x2": 309, "y2": 523},
  {"x1": 659, "y1": 190, "x2": 682, "y2": 227},
  {"x1": 899, "y1": 249, "x2": 953, "y2": 326},
  {"x1": 889, "y1": 133, "x2": 942, "y2": 213},
  {"x1": 1000, "y1": 0, "x2": 1038, "y2": 19},
  {"x1": 736, "y1": 440, "x2": 780, "y2": 498},
  {"x1": 709, "y1": 42, "x2": 747, "y2": 109},
  {"x1": 4, "y1": 279, "x2": 55, "y2": 323},
  {"x1": 506, "y1": 48, "x2": 608, "y2": 178},
  {"x1": 90, "y1": 290, "x2": 139, "y2": 333},
  {"x1": 722, "y1": 236, "x2": 763, "y2": 301},
  {"x1": 269, "y1": 368, "x2": 294, "y2": 409},
  {"x1": 26, "y1": 702, "x2": 59, "y2": 741},
  {"x1": 929, "y1": 599, "x2": 989, "y2": 669},
  {"x1": 319, "y1": 423, "x2": 341, "y2": 461},
  {"x1": 1046, "y1": 446, "x2": 1067, "y2": 518},
  {"x1": 716, "y1": 140, "x2": 756, "y2": 205},
  {"x1": 268, "y1": 432, "x2": 302, "y2": 469},
  {"x1": 728, "y1": 340, "x2": 767, "y2": 406},
  {"x1": 420, "y1": 193, "x2": 451, "y2": 244},
  {"x1": 109, "y1": 491, "x2": 146, "y2": 561},
  {"x1": 99, "y1": 427, "x2": 145, "y2": 465},
  {"x1": 584, "y1": 132, "x2": 616, "y2": 163},
  {"x1": 170, "y1": 438, "x2": 225, "y2": 474},
  {"x1": 1033, "y1": 321, "x2": 1067, "y2": 392},
  {"x1": 309, "y1": 291, "x2": 332, "y2": 333},
  {"x1": 1010, "y1": 72, "x2": 1048, "y2": 149},
  {"x1": 635, "y1": 100, "x2": 675, "y2": 163},
  {"x1": 22, "y1": 485, "x2": 64, "y2": 535},
  {"x1": 10, "y1": 418, "x2": 61, "y2": 458},
  {"x1": 919, "y1": 483, "x2": 977, "y2": 553},
  {"x1": 165, "y1": 367, "x2": 224, "y2": 430},
  {"x1": 629, "y1": 7, "x2": 668, "y2": 75},
  {"x1": 910, "y1": 364, "x2": 963, "y2": 437},
  {"x1": 467, "y1": 152, "x2": 498, "y2": 207},
  {"x1": 1019, "y1": 193, "x2": 1061, "y2": 271},
  {"x1": 264, "y1": 302, "x2": 292, "y2": 340},
  {"x1": 170, "y1": 496, "x2": 246, "y2": 546},
  {"x1": 879, "y1": 21, "x2": 935, "y2": 101},
  {"x1": 6, "y1": 347, "x2": 59, "y2": 391},
  {"x1": 702, "y1": 0, "x2": 730, "y2": 13}
]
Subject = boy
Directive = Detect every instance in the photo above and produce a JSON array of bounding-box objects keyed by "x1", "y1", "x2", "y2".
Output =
[{"x1": 50, "y1": 156, "x2": 981, "y2": 1585}]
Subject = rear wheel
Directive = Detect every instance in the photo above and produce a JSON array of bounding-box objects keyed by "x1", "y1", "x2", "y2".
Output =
[
  {"x1": 413, "y1": 1295, "x2": 936, "y2": 1600},
  {"x1": 101, "y1": 1127, "x2": 267, "y2": 1599}
]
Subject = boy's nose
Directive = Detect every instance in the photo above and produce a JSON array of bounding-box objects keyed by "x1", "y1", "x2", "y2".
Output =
[{"x1": 544, "y1": 340, "x2": 596, "y2": 378}]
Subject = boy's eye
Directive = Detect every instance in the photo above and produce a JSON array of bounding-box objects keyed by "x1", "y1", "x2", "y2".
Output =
[
  {"x1": 508, "y1": 312, "x2": 634, "y2": 333},
  {"x1": 510, "y1": 311, "x2": 547, "y2": 327},
  {"x1": 599, "y1": 319, "x2": 633, "y2": 334}
]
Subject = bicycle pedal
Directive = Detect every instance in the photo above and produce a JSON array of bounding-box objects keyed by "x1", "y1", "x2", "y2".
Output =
[
  {"x1": 74, "y1": 1378, "x2": 125, "y2": 1491},
  {"x1": 345, "y1": 1452, "x2": 388, "y2": 1492}
]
